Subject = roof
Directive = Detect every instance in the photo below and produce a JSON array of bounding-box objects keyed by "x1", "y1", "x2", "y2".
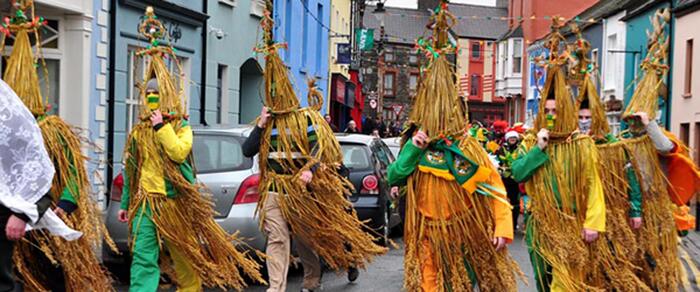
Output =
[
  {"x1": 620, "y1": 0, "x2": 666, "y2": 21},
  {"x1": 559, "y1": 0, "x2": 638, "y2": 36},
  {"x1": 334, "y1": 133, "x2": 379, "y2": 145},
  {"x1": 674, "y1": 0, "x2": 700, "y2": 17},
  {"x1": 363, "y1": 3, "x2": 508, "y2": 45},
  {"x1": 497, "y1": 25, "x2": 522, "y2": 41}
]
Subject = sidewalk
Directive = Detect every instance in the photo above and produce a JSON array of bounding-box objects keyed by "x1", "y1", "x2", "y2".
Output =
[{"x1": 679, "y1": 225, "x2": 700, "y2": 291}]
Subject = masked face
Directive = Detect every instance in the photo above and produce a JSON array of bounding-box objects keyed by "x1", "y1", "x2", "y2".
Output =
[
  {"x1": 146, "y1": 91, "x2": 160, "y2": 111},
  {"x1": 578, "y1": 108, "x2": 592, "y2": 134}
]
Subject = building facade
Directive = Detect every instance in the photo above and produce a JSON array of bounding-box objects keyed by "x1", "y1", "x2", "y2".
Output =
[
  {"x1": 206, "y1": 0, "x2": 266, "y2": 125},
  {"x1": 671, "y1": 0, "x2": 700, "y2": 165},
  {"x1": 1, "y1": 0, "x2": 107, "y2": 204},
  {"x1": 327, "y1": 0, "x2": 355, "y2": 130},
  {"x1": 495, "y1": 27, "x2": 525, "y2": 124},
  {"x1": 106, "y1": 0, "x2": 207, "y2": 189},
  {"x1": 273, "y1": 0, "x2": 330, "y2": 109}
]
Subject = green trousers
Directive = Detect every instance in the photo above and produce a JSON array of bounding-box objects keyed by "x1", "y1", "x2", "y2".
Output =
[{"x1": 129, "y1": 205, "x2": 201, "y2": 292}]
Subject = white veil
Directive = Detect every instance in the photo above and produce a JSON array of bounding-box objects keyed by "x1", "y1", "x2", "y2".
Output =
[{"x1": 0, "y1": 79, "x2": 81, "y2": 240}]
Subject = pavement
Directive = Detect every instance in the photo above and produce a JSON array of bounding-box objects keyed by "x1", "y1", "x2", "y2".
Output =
[{"x1": 113, "y1": 226, "x2": 700, "y2": 292}]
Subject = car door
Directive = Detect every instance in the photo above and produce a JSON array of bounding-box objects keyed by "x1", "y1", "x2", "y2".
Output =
[{"x1": 375, "y1": 140, "x2": 402, "y2": 226}]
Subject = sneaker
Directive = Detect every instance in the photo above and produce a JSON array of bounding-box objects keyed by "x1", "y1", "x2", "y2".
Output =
[
  {"x1": 301, "y1": 289, "x2": 314, "y2": 292},
  {"x1": 347, "y1": 266, "x2": 359, "y2": 282}
]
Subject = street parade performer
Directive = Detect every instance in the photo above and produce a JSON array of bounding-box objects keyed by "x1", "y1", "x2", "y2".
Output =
[
  {"x1": 618, "y1": 9, "x2": 699, "y2": 291},
  {"x1": 118, "y1": 7, "x2": 264, "y2": 292},
  {"x1": 570, "y1": 24, "x2": 650, "y2": 291},
  {"x1": 242, "y1": 2, "x2": 386, "y2": 291},
  {"x1": 388, "y1": 2, "x2": 521, "y2": 291},
  {"x1": 1, "y1": 1, "x2": 115, "y2": 290},
  {"x1": 1, "y1": 78, "x2": 82, "y2": 292},
  {"x1": 511, "y1": 17, "x2": 608, "y2": 292}
]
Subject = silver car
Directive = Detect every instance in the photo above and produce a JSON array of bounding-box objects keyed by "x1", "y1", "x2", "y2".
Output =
[{"x1": 102, "y1": 125, "x2": 265, "y2": 264}]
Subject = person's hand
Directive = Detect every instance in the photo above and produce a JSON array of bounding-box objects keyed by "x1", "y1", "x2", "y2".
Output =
[
  {"x1": 537, "y1": 128, "x2": 549, "y2": 150},
  {"x1": 257, "y1": 107, "x2": 271, "y2": 128},
  {"x1": 389, "y1": 186, "x2": 400, "y2": 200},
  {"x1": 54, "y1": 207, "x2": 66, "y2": 218},
  {"x1": 412, "y1": 130, "x2": 428, "y2": 149},
  {"x1": 150, "y1": 110, "x2": 163, "y2": 126},
  {"x1": 629, "y1": 217, "x2": 642, "y2": 230},
  {"x1": 5, "y1": 215, "x2": 27, "y2": 241},
  {"x1": 633, "y1": 112, "x2": 650, "y2": 126},
  {"x1": 582, "y1": 228, "x2": 599, "y2": 243},
  {"x1": 117, "y1": 210, "x2": 129, "y2": 223},
  {"x1": 299, "y1": 170, "x2": 313, "y2": 185},
  {"x1": 492, "y1": 237, "x2": 507, "y2": 251}
]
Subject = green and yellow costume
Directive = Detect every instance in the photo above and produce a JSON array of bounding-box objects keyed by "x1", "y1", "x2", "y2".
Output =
[
  {"x1": 2, "y1": 1, "x2": 116, "y2": 291},
  {"x1": 388, "y1": 2, "x2": 520, "y2": 291},
  {"x1": 120, "y1": 7, "x2": 264, "y2": 292},
  {"x1": 511, "y1": 18, "x2": 607, "y2": 292},
  {"x1": 570, "y1": 25, "x2": 649, "y2": 291}
]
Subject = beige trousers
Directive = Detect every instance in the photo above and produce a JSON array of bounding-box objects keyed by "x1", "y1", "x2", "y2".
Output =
[{"x1": 263, "y1": 193, "x2": 322, "y2": 292}]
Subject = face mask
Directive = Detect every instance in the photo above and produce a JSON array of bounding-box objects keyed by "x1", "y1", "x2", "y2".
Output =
[
  {"x1": 579, "y1": 119, "x2": 591, "y2": 133},
  {"x1": 147, "y1": 93, "x2": 160, "y2": 111}
]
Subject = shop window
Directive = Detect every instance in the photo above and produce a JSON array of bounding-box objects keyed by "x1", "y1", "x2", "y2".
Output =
[
  {"x1": 126, "y1": 47, "x2": 146, "y2": 131},
  {"x1": 2, "y1": 19, "x2": 59, "y2": 49}
]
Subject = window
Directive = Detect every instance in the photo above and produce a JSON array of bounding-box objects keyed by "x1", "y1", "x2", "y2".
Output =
[
  {"x1": 409, "y1": 49, "x2": 418, "y2": 64},
  {"x1": 470, "y1": 74, "x2": 480, "y2": 96},
  {"x1": 341, "y1": 144, "x2": 371, "y2": 170},
  {"x1": 591, "y1": 49, "x2": 599, "y2": 70},
  {"x1": 250, "y1": 0, "x2": 265, "y2": 17},
  {"x1": 218, "y1": 0, "x2": 237, "y2": 7},
  {"x1": 385, "y1": 50, "x2": 395, "y2": 63},
  {"x1": 383, "y1": 73, "x2": 395, "y2": 96},
  {"x1": 193, "y1": 134, "x2": 252, "y2": 173},
  {"x1": 372, "y1": 142, "x2": 391, "y2": 168},
  {"x1": 471, "y1": 42, "x2": 481, "y2": 60},
  {"x1": 301, "y1": 0, "x2": 309, "y2": 68},
  {"x1": 216, "y1": 64, "x2": 228, "y2": 124},
  {"x1": 512, "y1": 39, "x2": 522, "y2": 74},
  {"x1": 409, "y1": 73, "x2": 419, "y2": 94},
  {"x1": 605, "y1": 34, "x2": 618, "y2": 89},
  {"x1": 126, "y1": 47, "x2": 146, "y2": 131},
  {"x1": 685, "y1": 39, "x2": 693, "y2": 97},
  {"x1": 681, "y1": 123, "x2": 690, "y2": 148},
  {"x1": 316, "y1": 3, "x2": 323, "y2": 74}
]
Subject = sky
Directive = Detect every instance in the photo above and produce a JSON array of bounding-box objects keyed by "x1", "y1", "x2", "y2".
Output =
[{"x1": 384, "y1": 0, "x2": 497, "y2": 9}]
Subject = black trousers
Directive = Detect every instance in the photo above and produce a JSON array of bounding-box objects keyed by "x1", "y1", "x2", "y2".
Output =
[
  {"x1": 502, "y1": 176, "x2": 521, "y2": 230},
  {"x1": 0, "y1": 214, "x2": 17, "y2": 292}
]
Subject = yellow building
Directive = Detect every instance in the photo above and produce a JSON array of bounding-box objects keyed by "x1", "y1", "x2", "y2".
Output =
[{"x1": 327, "y1": 0, "x2": 353, "y2": 130}]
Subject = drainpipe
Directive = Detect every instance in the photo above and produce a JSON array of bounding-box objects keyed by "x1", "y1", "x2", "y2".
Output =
[
  {"x1": 105, "y1": 0, "x2": 118, "y2": 198},
  {"x1": 666, "y1": 0, "x2": 673, "y2": 130},
  {"x1": 200, "y1": 0, "x2": 209, "y2": 126}
]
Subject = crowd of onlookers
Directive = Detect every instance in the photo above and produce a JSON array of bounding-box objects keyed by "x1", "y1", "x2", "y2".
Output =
[{"x1": 325, "y1": 115, "x2": 405, "y2": 138}]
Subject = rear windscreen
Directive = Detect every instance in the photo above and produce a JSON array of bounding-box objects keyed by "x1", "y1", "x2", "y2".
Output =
[
  {"x1": 193, "y1": 134, "x2": 253, "y2": 173},
  {"x1": 341, "y1": 144, "x2": 371, "y2": 170}
]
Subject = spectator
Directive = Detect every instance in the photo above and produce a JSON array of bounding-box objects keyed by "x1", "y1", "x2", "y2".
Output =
[
  {"x1": 324, "y1": 114, "x2": 339, "y2": 132},
  {"x1": 345, "y1": 120, "x2": 360, "y2": 134}
]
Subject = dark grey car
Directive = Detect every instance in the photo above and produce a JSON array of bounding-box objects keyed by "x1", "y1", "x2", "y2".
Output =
[{"x1": 102, "y1": 125, "x2": 265, "y2": 264}]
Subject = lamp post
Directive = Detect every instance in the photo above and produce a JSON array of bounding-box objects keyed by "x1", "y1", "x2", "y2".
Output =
[{"x1": 373, "y1": 1, "x2": 386, "y2": 120}]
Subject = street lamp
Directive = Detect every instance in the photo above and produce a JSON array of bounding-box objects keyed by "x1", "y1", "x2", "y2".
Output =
[{"x1": 373, "y1": 1, "x2": 386, "y2": 120}]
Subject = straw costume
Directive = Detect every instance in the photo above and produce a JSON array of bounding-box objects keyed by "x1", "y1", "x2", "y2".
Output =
[
  {"x1": 619, "y1": 9, "x2": 699, "y2": 291},
  {"x1": 119, "y1": 7, "x2": 264, "y2": 292},
  {"x1": 246, "y1": 2, "x2": 385, "y2": 288},
  {"x1": 388, "y1": 2, "x2": 520, "y2": 291},
  {"x1": 1, "y1": 1, "x2": 115, "y2": 291},
  {"x1": 570, "y1": 24, "x2": 650, "y2": 291},
  {"x1": 511, "y1": 18, "x2": 608, "y2": 292}
]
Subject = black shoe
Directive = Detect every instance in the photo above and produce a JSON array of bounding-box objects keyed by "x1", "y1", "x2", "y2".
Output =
[
  {"x1": 301, "y1": 289, "x2": 314, "y2": 292},
  {"x1": 347, "y1": 266, "x2": 359, "y2": 282}
]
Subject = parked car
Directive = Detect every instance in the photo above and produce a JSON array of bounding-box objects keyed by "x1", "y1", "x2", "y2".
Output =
[
  {"x1": 382, "y1": 137, "x2": 402, "y2": 158},
  {"x1": 336, "y1": 133, "x2": 402, "y2": 245},
  {"x1": 103, "y1": 125, "x2": 265, "y2": 264}
]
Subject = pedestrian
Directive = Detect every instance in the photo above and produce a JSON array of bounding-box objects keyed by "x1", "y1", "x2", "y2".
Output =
[
  {"x1": 117, "y1": 7, "x2": 264, "y2": 292},
  {"x1": 324, "y1": 114, "x2": 339, "y2": 132},
  {"x1": 244, "y1": 10, "x2": 385, "y2": 292},
  {"x1": 388, "y1": 4, "x2": 520, "y2": 290},
  {"x1": 497, "y1": 130, "x2": 522, "y2": 231},
  {"x1": 511, "y1": 20, "x2": 607, "y2": 291},
  {"x1": 3, "y1": 2, "x2": 115, "y2": 290},
  {"x1": 345, "y1": 120, "x2": 360, "y2": 134},
  {"x1": 1, "y1": 78, "x2": 82, "y2": 292}
]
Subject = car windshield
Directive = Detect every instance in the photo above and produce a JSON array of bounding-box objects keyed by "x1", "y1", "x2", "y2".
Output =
[
  {"x1": 341, "y1": 144, "x2": 371, "y2": 170},
  {"x1": 193, "y1": 134, "x2": 252, "y2": 173}
]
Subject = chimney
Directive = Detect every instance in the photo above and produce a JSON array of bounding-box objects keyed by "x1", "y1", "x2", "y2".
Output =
[{"x1": 418, "y1": 0, "x2": 441, "y2": 11}]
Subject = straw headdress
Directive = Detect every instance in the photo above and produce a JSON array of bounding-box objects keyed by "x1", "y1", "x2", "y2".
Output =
[{"x1": 2, "y1": 1, "x2": 117, "y2": 290}]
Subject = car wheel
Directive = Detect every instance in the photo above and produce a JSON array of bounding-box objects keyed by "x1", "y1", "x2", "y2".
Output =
[{"x1": 379, "y1": 204, "x2": 391, "y2": 246}]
